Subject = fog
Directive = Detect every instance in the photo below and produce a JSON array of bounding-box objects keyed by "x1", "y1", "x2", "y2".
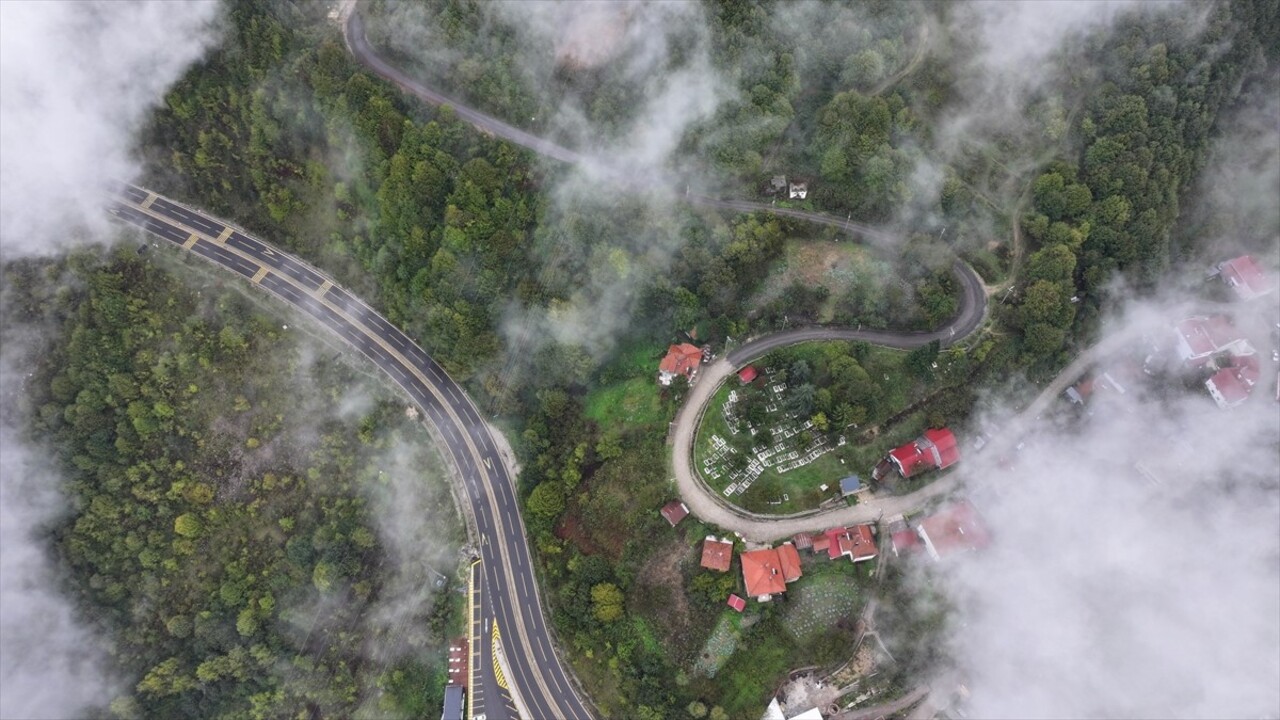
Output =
[
  {"x1": 929, "y1": 70, "x2": 1280, "y2": 715},
  {"x1": 0, "y1": 2, "x2": 221, "y2": 716},
  {"x1": 937, "y1": 288, "x2": 1280, "y2": 718},
  {"x1": 0, "y1": 331, "x2": 119, "y2": 718}
]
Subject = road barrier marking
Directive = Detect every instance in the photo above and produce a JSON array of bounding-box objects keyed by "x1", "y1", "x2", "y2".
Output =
[
  {"x1": 491, "y1": 622, "x2": 509, "y2": 691},
  {"x1": 183, "y1": 234, "x2": 199, "y2": 250},
  {"x1": 468, "y1": 560, "x2": 479, "y2": 720}
]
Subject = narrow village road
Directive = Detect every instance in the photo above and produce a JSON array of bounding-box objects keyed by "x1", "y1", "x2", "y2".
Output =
[{"x1": 670, "y1": 330, "x2": 1136, "y2": 543}]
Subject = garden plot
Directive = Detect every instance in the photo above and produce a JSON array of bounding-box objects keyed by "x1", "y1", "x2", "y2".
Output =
[
  {"x1": 693, "y1": 612, "x2": 744, "y2": 678},
  {"x1": 785, "y1": 574, "x2": 861, "y2": 641}
]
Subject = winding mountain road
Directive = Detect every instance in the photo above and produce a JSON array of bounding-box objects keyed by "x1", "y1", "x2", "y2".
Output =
[
  {"x1": 96, "y1": 9, "x2": 998, "y2": 719},
  {"x1": 104, "y1": 183, "x2": 591, "y2": 720}
]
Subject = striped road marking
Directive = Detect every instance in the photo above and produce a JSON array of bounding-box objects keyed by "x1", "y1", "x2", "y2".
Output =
[
  {"x1": 491, "y1": 622, "x2": 509, "y2": 690},
  {"x1": 215, "y1": 227, "x2": 233, "y2": 244},
  {"x1": 317, "y1": 279, "x2": 333, "y2": 297},
  {"x1": 251, "y1": 267, "x2": 269, "y2": 284},
  {"x1": 468, "y1": 560, "x2": 480, "y2": 720},
  {"x1": 141, "y1": 193, "x2": 157, "y2": 209},
  {"x1": 183, "y1": 233, "x2": 199, "y2": 250}
]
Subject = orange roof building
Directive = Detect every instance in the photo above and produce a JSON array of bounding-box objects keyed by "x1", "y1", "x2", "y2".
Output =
[
  {"x1": 777, "y1": 543, "x2": 803, "y2": 582},
  {"x1": 700, "y1": 537, "x2": 733, "y2": 572},
  {"x1": 658, "y1": 343, "x2": 704, "y2": 386},
  {"x1": 741, "y1": 545, "x2": 803, "y2": 600}
]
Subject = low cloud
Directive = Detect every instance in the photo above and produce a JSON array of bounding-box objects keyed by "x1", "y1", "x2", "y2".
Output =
[
  {"x1": 936, "y1": 290, "x2": 1280, "y2": 718},
  {"x1": 0, "y1": 0, "x2": 221, "y2": 260},
  {"x1": 0, "y1": 326, "x2": 118, "y2": 719},
  {"x1": 1, "y1": 3, "x2": 221, "y2": 714}
]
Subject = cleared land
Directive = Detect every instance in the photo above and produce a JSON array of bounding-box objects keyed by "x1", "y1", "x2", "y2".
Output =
[{"x1": 751, "y1": 239, "x2": 892, "y2": 323}]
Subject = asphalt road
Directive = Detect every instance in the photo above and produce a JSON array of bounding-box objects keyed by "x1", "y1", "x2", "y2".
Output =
[{"x1": 105, "y1": 183, "x2": 592, "y2": 720}]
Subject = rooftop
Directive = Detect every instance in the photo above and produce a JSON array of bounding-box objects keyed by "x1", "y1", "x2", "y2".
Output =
[
  {"x1": 887, "y1": 428, "x2": 960, "y2": 478},
  {"x1": 917, "y1": 500, "x2": 991, "y2": 561},
  {"x1": 700, "y1": 536, "x2": 733, "y2": 572},
  {"x1": 741, "y1": 547, "x2": 789, "y2": 598},
  {"x1": 658, "y1": 343, "x2": 703, "y2": 384},
  {"x1": 1218, "y1": 255, "x2": 1274, "y2": 300},
  {"x1": 660, "y1": 500, "x2": 689, "y2": 527}
]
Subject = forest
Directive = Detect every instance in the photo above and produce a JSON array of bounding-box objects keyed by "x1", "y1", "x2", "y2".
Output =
[
  {"x1": 5, "y1": 246, "x2": 463, "y2": 718},
  {"x1": 8, "y1": 0, "x2": 1277, "y2": 717}
]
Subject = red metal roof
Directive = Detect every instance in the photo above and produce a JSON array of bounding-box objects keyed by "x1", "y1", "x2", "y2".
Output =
[
  {"x1": 1176, "y1": 315, "x2": 1244, "y2": 361},
  {"x1": 792, "y1": 533, "x2": 813, "y2": 551},
  {"x1": 924, "y1": 428, "x2": 961, "y2": 469},
  {"x1": 891, "y1": 528, "x2": 921, "y2": 556},
  {"x1": 888, "y1": 428, "x2": 960, "y2": 478},
  {"x1": 700, "y1": 537, "x2": 733, "y2": 572},
  {"x1": 660, "y1": 501, "x2": 689, "y2": 527},
  {"x1": 741, "y1": 548, "x2": 788, "y2": 598},
  {"x1": 918, "y1": 500, "x2": 991, "y2": 560},
  {"x1": 810, "y1": 534, "x2": 831, "y2": 553},
  {"x1": 1219, "y1": 255, "x2": 1274, "y2": 300},
  {"x1": 659, "y1": 343, "x2": 703, "y2": 378},
  {"x1": 727, "y1": 594, "x2": 746, "y2": 612},
  {"x1": 738, "y1": 366, "x2": 759, "y2": 383}
]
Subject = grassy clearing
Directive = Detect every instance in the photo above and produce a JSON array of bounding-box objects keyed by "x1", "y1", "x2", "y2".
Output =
[
  {"x1": 752, "y1": 239, "x2": 890, "y2": 322},
  {"x1": 584, "y1": 376, "x2": 668, "y2": 429},
  {"x1": 585, "y1": 342, "x2": 678, "y2": 433}
]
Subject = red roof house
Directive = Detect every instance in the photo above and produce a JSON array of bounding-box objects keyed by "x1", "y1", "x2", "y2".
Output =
[
  {"x1": 888, "y1": 518, "x2": 921, "y2": 557},
  {"x1": 726, "y1": 594, "x2": 746, "y2": 612},
  {"x1": 777, "y1": 543, "x2": 803, "y2": 582},
  {"x1": 741, "y1": 547, "x2": 800, "y2": 600},
  {"x1": 658, "y1": 343, "x2": 704, "y2": 386},
  {"x1": 1174, "y1": 315, "x2": 1248, "y2": 365},
  {"x1": 810, "y1": 533, "x2": 832, "y2": 555},
  {"x1": 1218, "y1": 255, "x2": 1274, "y2": 300},
  {"x1": 737, "y1": 366, "x2": 759, "y2": 384},
  {"x1": 882, "y1": 428, "x2": 960, "y2": 479},
  {"x1": 792, "y1": 533, "x2": 814, "y2": 551},
  {"x1": 1205, "y1": 352, "x2": 1261, "y2": 409},
  {"x1": 824, "y1": 525, "x2": 877, "y2": 563},
  {"x1": 700, "y1": 536, "x2": 733, "y2": 572},
  {"x1": 917, "y1": 500, "x2": 991, "y2": 561},
  {"x1": 660, "y1": 501, "x2": 689, "y2": 527}
]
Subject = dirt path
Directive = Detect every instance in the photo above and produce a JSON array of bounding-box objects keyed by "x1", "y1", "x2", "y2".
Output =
[{"x1": 871, "y1": 21, "x2": 931, "y2": 97}]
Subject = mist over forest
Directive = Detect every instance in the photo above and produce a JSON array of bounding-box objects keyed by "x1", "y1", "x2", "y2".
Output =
[{"x1": 1, "y1": 0, "x2": 1277, "y2": 718}]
